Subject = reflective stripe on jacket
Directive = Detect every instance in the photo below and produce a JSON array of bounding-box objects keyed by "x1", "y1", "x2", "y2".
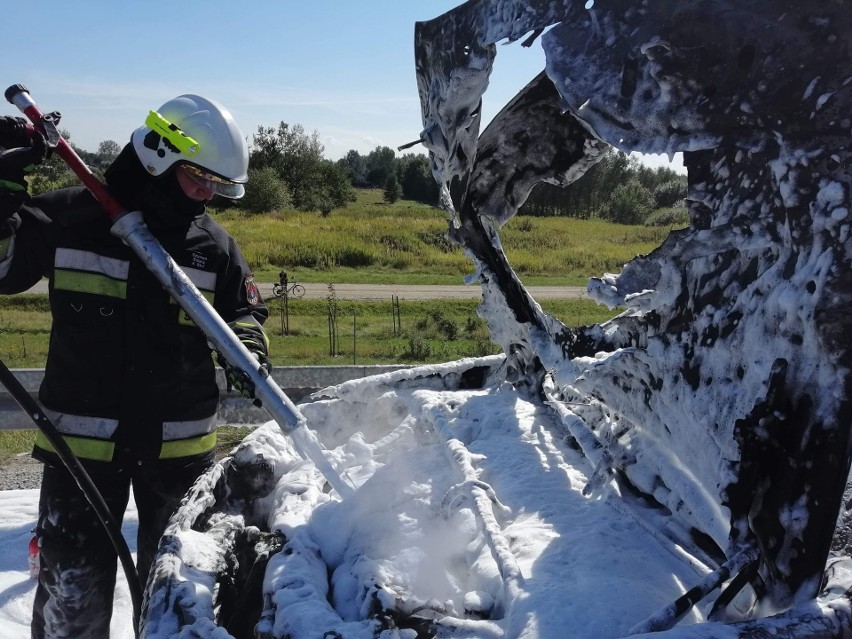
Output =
[
  {"x1": 33, "y1": 409, "x2": 218, "y2": 461},
  {"x1": 0, "y1": 185, "x2": 269, "y2": 462}
]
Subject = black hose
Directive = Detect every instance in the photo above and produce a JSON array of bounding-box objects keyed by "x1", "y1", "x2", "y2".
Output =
[{"x1": 0, "y1": 361, "x2": 142, "y2": 635}]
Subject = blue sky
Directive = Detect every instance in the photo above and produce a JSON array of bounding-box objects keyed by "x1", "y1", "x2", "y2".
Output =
[{"x1": 4, "y1": 1, "x2": 682, "y2": 171}]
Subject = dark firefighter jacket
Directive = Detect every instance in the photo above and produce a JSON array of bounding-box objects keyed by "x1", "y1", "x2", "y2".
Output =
[{"x1": 0, "y1": 146, "x2": 268, "y2": 463}]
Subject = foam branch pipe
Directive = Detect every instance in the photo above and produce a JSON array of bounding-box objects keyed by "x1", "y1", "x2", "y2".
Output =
[{"x1": 4, "y1": 84, "x2": 353, "y2": 500}]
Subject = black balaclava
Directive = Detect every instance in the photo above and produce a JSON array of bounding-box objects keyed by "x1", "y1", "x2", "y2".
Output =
[{"x1": 104, "y1": 144, "x2": 205, "y2": 230}]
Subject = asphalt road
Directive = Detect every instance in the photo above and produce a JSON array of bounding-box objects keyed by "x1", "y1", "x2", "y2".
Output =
[{"x1": 23, "y1": 280, "x2": 588, "y2": 301}]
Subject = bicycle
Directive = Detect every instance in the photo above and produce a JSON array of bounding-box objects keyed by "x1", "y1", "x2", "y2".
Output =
[{"x1": 272, "y1": 272, "x2": 305, "y2": 299}]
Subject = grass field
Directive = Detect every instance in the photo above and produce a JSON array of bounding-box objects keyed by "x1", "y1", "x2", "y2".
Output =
[
  {"x1": 213, "y1": 189, "x2": 676, "y2": 286},
  {"x1": 0, "y1": 188, "x2": 682, "y2": 367},
  {"x1": 0, "y1": 295, "x2": 619, "y2": 368}
]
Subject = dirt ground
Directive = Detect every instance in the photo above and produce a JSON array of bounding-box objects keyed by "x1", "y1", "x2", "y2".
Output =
[{"x1": 0, "y1": 453, "x2": 42, "y2": 491}]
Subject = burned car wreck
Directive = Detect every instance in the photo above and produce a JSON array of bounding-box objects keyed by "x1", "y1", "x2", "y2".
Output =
[{"x1": 140, "y1": 1, "x2": 852, "y2": 637}]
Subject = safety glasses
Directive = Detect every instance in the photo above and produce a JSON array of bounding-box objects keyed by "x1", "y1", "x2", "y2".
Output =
[{"x1": 181, "y1": 164, "x2": 245, "y2": 199}]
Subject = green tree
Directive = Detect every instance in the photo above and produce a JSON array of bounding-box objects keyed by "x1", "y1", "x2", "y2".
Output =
[
  {"x1": 240, "y1": 166, "x2": 291, "y2": 213},
  {"x1": 519, "y1": 149, "x2": 686, "y2": 219},
  {"x1": 597, "y1": 151, "x2": 634, "y2": 200},
  {"x1": 520, "y1": 148, "x2": 629, "y2": 218},
  {"x1": 634, "y1": 162, "x2": 682, "y2": 192},
  {"x1": 311, "y1": 161, "x2": 356, "y2": 216},
  {"x1": 600, "y1": 179, "x2": 656, "y2": 225},
  {"x1": 28, "y1": 128, "x2": 89, "y2": 195},
  {"x1": 250, "y1": 122, "x2": 324, "y2": 210},
  {"x1": 383, "y1": 173, "x2": 401, "y2": 204},
  {"x1": 399, "y1": 154, "x2": 439, "y2": 205},
  {"x1": 653, "y1": 179, "x2": 688, "y2": 208},
  {"x1": 249, "y1": 122, "x2": 352, "y2": 213},
  {"x1": 96, "y1": 139, "x2": 122, "y2": 165},
  {"x1": 337, "y1": 149, "x2": 368, "y2": 186},
  {"x1": 366, "y1": 146, "x2": 396, "y2": 187}
]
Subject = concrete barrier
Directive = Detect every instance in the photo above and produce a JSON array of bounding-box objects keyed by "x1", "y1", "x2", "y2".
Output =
[{"x1": 0, "y1": 366, "x2": 410, "y2": 430}]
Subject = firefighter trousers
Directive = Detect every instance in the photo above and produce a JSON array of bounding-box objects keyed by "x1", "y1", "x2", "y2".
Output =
[{"x1": 31, "y1": 454, "x2": 213, "y2": 639}]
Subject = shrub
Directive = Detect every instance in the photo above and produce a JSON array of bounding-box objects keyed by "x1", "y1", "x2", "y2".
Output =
[
  {"x1": 415, "y1": 309, "x2": 459, "y2": 341},
  {"x1": 653, "y1": 179, "x2": 688, "y2": 208},
  {"x1": 465, "y1": 316, "x2": 479, "y2": 336},
  {"x1": 473, "y1": 339, "x2": 498, "y2": 357},
  {"x1": 383, "y1": 174, "x2": 401, "y2": 204},
  {"x1": 313, "y1": 161, "x2": 356, "y2": 215},
  {"x1": 334, "y1": 247, "x2": 376, "y2": 268},
  {"x1": 644, "y1": 207, "x2": 690, "y2": 227},
  {"x1": 28, "y1": 170, "x2": 82, "y2": 196},
  {"x1": 599, "y1": 180, "x2": 655, "y2": 225},
  {"x1": 401, "y1": 334, "x2": 432, "y2": 360},
  {"x1": 241, "y1": 166, "x2": 291, "y2": 213},
  {"x1": 417, "y1": 230, "x2": 455, "y2": 253},
  {"x1": 514, "y1": 218, "x2": 535, "y2": 232}
]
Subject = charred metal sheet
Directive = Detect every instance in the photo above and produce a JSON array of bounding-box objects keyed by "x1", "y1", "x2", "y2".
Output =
[{"x1": 416, "y1": 0, "x2": 852, "y2": 622}]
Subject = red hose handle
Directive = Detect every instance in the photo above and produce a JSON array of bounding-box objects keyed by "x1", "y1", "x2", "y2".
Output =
[{"x1": 5, "y1": 84, "x2": 125, "y2": 221}]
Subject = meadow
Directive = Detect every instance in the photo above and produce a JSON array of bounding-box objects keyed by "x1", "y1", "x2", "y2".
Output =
[
  {"x1": 0, "y1": 295, "x2": 617, "y2": 368},
  {"x1": 0, "y1": 188, "x2": 683, "y2": 368},
  {"x1": 214, "y1": 189, "x2": 674, "y2": 286}
]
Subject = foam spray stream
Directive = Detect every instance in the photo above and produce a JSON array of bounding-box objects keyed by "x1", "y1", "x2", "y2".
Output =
[{"x1": 5, "y1": 84, "x2": 354, "y2": 498}]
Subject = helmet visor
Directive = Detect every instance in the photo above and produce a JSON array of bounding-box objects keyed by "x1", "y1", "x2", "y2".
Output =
[{"x1": 182, "y1": 163, "x2": 245, "y2": 199}]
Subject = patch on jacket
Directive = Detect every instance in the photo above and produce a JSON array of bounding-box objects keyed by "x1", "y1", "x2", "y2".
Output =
[{"x1": 245, "y1": 274, "x2": 260, "y2": 306}]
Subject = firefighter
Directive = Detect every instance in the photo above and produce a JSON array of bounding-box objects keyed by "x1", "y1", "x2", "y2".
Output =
[{"x1": 0, "y1": 96, "x2": 270, "y2": 639}]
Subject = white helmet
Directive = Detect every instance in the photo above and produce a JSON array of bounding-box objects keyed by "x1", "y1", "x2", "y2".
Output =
[{"x1": 131, "y1": 94, "x2": 248, "y2": 198}]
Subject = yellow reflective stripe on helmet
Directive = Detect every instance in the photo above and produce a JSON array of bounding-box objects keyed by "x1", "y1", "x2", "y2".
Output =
[
  {"x1": 34, "y1": 431, "x2": 115, "y2": 462},
  {"x1": 145, "y1": 110, "x2": 201, "y2": 158},
  {"x1": 54, "y1": 270, "x2": 128, "y2": 299},
  {"x1": 160, "y1": 432, "x2": 217, "y2": 459}
]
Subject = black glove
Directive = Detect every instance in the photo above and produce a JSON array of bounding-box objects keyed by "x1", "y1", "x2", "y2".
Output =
[
  {"x1": 218, "y1": 350, "x2": 272, "y2": 405},
  {"x1": 0, "y1": 116, "x2": 33, "y2": 148},
  {"x1": 0, "y1": 120, "x2": 48, "y2": 218}
]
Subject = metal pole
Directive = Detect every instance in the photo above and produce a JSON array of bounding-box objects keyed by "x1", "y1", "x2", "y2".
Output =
[
  {"x1": 283, "y1": 289, "x2": 289, "y2": 335},
  {"x1": 111, "y1": 213, "x2": 352, "y2": 497}
]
